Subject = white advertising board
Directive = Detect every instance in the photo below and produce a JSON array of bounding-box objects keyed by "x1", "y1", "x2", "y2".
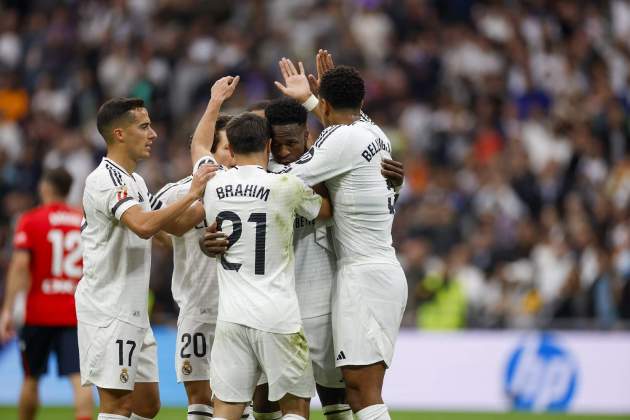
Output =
[{"x1": 379, "y1": 330, "x2": 630, "y2": 413}]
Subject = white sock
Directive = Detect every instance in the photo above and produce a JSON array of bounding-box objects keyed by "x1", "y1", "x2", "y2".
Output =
[
  {"x1": 355, "y1": 404, "x2": 391, "y2": 420},
  {"x1": 189, "y1": 404, "x2": 213, "y2": 419},
  {"x1": 281, "y1": 415, "x2": 306, "y2": 420},
  {"x1": 242, "y1": 404, "x2": 254, "y2": 419},
  {"x1": 129, "y1": 414, "x2": 153, "y2": 420},
  {"x1": 253, "y1": 410, "x2": 282, "y2": 420},
  {"x1": 211, "y1": 418, "x2": 228, "y2": 420},
  {"x1": 323, "y1": 403, "x2": 353, "y2": 419},
  {"x1": 98, "y1": 414, "x2": 129, "y2": 420}
]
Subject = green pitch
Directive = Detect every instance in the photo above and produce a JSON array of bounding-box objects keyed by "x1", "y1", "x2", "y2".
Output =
[{"x1": 0, "y1": 406, "x2": 628, "y2": 420}]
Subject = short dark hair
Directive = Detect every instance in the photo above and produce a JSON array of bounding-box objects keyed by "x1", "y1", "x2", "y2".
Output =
[
  {"x1": 265, "y1": 98, "x2": 307, "y2": 126},
  {"x1": 42, "y1": 167, "x2": 73, "y2": 198},
  {"x1": 211, "y1": 114, "x2": 233, "y2": 153},
  {"x1": 96, "y1": 97, "x2": 145, "y2": 142},
  {"x1": 226, "y1": 113, "x2": 270, "y2": 154},
  {"x1": 319, "y1": 66, "x2": 365, "y2": 110},
  {"x1": 246, "y1": 100, "x2": 271, "y2": 113}
]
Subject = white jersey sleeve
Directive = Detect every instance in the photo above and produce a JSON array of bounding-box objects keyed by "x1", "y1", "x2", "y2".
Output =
[
  {"x1": 284, "y1": 125, "x2": 353, "y2": 187},
  {"x1": 193, "y1": 154, "x2": 218, "y2": 174},
  {"x1": 282, "y1": 119, "x2": 399, "y2": 265},
  {"x1": 293, "y1": 177, "x2": 323, "y2": 221}
]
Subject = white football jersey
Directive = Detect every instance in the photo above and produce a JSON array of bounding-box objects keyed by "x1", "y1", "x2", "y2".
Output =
[
  {"x1": 76, "y1": 158, "x2": 162, "y2": 328},
  {"x1": 156, "y1": 176, "x2": 218, "y2": 323},
  {"x1": 203, "y1": 165, "x2": 322, "y2": 334},
  {"x1": 268, "y1": 159, "x2": 335, "y2": 318},
  {"x1": 285, "y1": 113, "x2": 398, "y2": 266}
]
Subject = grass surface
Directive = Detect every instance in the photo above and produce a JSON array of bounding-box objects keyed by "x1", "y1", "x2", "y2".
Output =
[{"x1": 0, "y1": 406, "x2": 628, "y2": 419}]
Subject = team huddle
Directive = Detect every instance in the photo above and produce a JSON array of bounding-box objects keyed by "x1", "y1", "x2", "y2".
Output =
[{"x1": 5, "y1": 51, "x2": 408, "y2": 420}]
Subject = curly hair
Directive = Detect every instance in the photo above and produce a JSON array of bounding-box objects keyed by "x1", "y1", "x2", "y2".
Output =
[
  {"x1": 264, "y1": 98, "x2": 307, "y2": 126},
  {"x1": 319, "y1": 66, "x2": 365, "y2": 110}
]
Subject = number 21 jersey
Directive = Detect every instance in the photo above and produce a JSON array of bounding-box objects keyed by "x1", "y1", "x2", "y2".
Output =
[{"x1": 203, "y1": 165, "x2": 322, "y2": 334}]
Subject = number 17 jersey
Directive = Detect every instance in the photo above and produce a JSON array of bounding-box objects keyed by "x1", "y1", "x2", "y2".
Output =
[{"x1": 203, "y1": 165, "x2": 322, "y2": 334}]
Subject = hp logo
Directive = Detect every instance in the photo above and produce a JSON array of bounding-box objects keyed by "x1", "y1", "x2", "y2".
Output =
[{"x1": 505, "y1": 334, "x2": 578, "y2": 411}]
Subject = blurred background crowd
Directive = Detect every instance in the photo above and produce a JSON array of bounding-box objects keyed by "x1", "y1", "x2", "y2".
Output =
[{"x1": 0, "y1": 0, "x2": 629, "y2": 330}]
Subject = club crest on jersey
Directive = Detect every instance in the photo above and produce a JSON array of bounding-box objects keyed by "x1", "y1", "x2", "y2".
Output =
[
  {"x1": 120, "y1": 368, "x2": 129, "y2": 383},
  {"x1": 182, "y1": 360, "x2": 193, "y2": 376},
  {"x1": 116, "y1": 185, "x2": 128, "y2": 201}
]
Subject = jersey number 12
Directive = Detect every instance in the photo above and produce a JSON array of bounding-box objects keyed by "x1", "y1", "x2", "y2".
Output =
[{"x1": 47, "y1": 229, "x2": 82, "y2": 278}]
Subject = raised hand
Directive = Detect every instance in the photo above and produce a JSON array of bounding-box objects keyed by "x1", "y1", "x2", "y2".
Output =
[
  {"x1": 190, "y1": 164, "x2": 219, "y2": 198},
  {"x1": 308, "y1": 49, "x2": 335, "y2": 96},
  {"x1": 210, "y1": 76, "x2": 240, "y2": 103},
  {"x1": 274, "y1": 58, "x2": 312, "y2": 103}
]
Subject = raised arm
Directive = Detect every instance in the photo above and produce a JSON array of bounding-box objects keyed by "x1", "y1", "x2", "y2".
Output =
[
  {"x1": 121, "y1": 165, "x2": 216, "y2": 239},
  {"x1": 190, "y1": 76, "x2": 240, "y2": 166}
]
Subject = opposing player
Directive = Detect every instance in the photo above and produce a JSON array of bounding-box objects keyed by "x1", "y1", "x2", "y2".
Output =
[
  {"x1": 274, "y1": 57, "x2": 407, "y2": 420},
  {"x1": 204, "y1": 113, "x2": 332, "y2": 420},
  {"x1": 0, "y1": 168, "x2": 93, "y2": 420},
  {"x1": 157, "y1": 75, "x2": 241, "y2": 420},
  {"x1": 77, "y1": 97, "x2": 216, "y2": 420}
]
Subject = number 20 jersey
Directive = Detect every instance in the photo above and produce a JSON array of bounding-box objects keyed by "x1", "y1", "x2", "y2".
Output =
[{"x1": 203, "y1": 165, "x2": 322, "y2": 334}]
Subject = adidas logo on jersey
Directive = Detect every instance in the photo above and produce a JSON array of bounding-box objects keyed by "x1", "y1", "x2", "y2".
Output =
[{"x1": 336, "y1": 351, "x2": 346, "y2": 361}]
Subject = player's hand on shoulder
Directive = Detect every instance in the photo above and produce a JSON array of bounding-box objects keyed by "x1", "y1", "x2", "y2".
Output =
[
  {"x1": 275, "y1": 57, "x2": 312, "y2": 103},
  {"x1": 210, "y1": 75, "x2": 240, "y2": 103},
  {"x1": 190, "y1": 164, "x2": 218, "y2": 198},
  {"x1": 381, "y1": 158, "x2": 404, "y2": 187},
  {"x1": 0, "y1": 309, "x2": 15, "y2": 343},
  {"x1": 198, "y1": 222, "x2": 228, "y2": 257}
]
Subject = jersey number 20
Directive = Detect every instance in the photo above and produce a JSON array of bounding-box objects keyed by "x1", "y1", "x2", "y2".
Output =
[{"x1": 216, "y1": 211, "x2": 266, "y2": 275}]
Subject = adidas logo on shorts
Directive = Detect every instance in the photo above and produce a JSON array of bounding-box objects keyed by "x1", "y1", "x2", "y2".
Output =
[{"x1": 336, "y1": 351, "x2": 346, "y2": 361}]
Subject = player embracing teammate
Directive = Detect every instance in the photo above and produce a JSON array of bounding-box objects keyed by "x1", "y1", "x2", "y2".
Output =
[{"x1": 272, "y1": 51, "x2": 408, "y2": 420}]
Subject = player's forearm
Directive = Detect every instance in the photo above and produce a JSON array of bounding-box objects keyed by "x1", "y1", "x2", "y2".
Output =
[
  {"x1": 161, "y1": 202, "x2": 205, "y2": 236},
  {"x1": 191, "y1": 99, "x2": 223, "y2": 166},
  {"x1": 131, "y1": 193, "x2": 200, "y2": 239},
  {"x1": 316, "y1": 197, "x2": 333, "y2": 220}
]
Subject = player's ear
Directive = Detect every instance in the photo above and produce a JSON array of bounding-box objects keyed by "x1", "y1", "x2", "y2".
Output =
[
  {"x1": 228, "y1": 143, "x2": 234, "y2": 156},
  {"x1": 112, "y1": 127, "x2": 125, "y2": 144}
]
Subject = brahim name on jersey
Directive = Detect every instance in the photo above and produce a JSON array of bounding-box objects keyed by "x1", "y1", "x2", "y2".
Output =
[{"x1": 216, "y1": 183, "x2": 271, "y2": 202}]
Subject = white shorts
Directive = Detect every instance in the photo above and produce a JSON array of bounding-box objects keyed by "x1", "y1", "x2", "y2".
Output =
[
  {"x1": 332, "y1": 263, "x2": 407, "y2": 368},
  {"x1": 175, "y1": 316, "x2": 216, "y2": 383},
  {"x1": 210, "y1": 321, "x2": 315, "y2": 403},
  {"x1": 303, "y1": 314, "x2": 344, "y2": 388},
  {"x1": 78, "y1": 319, "x2": 158, "y2": 390}
]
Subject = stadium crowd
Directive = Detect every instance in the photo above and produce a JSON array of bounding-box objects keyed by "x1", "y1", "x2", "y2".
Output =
[{"x1": 0, "y1": 0, "x2": 629, "y2": 330}]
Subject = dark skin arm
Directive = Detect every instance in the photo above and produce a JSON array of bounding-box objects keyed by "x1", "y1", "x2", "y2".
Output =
[
  {"x1": 381, "y1": 158, "x2": 404, "y2": 187},
  {"x1": 199, "y1": 222, "x2": 228, "y2": 257}
]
